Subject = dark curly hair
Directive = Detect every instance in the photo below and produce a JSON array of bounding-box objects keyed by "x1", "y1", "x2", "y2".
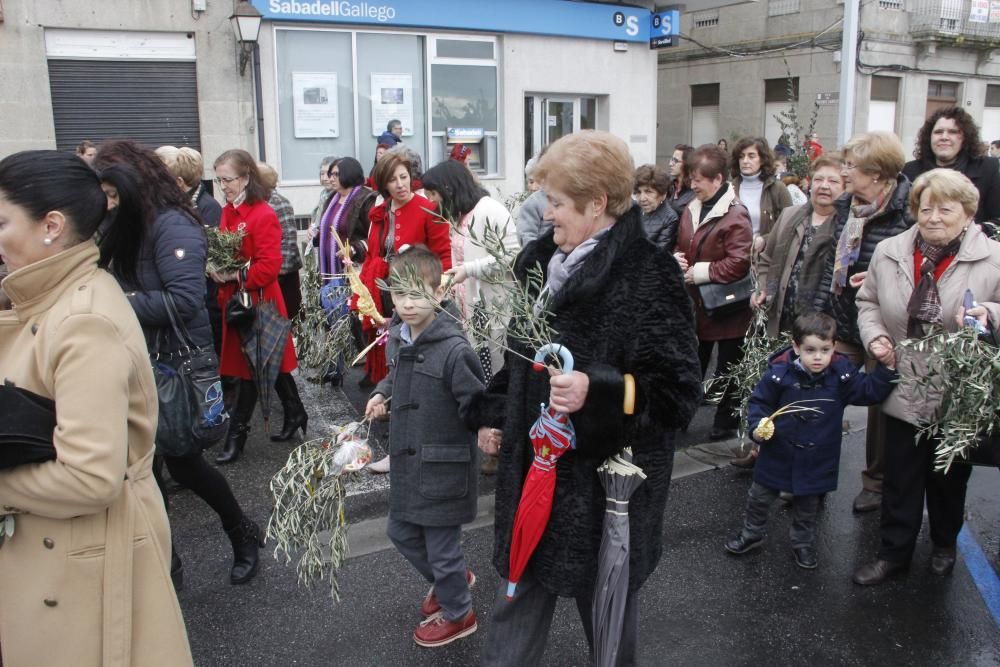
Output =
[
  {"x1": 633, "y1": 164, "x2": 671, "y2": 196},
  {"x1": 730, "y1": 137, "x2": 776, "y2": 180},
  {"x1": 93, "y1": 140, "x2": 201, "y2": 222},
  {"x1": 913, "y1": 106, "x2": 985, "y2": 162}
]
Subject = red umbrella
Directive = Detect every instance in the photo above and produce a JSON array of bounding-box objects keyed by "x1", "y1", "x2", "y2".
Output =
[{"x1": 506, "y1": 345, "x2": 576, "y2": 600}]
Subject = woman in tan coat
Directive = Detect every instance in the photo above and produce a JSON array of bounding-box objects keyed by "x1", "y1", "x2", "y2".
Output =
[
  {"x1": 0, "y1": 151, "x2": 192, "y2": 666},
  {"x1": 853, "y1": 169, "x2": 1000, "y2": 586}
]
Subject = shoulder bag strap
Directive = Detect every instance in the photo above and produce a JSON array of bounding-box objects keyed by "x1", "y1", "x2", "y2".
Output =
[{"x1": 162, "y1": 292, "x2": 197, "y2": 352}]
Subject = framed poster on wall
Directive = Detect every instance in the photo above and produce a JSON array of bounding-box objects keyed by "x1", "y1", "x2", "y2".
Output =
[
  {"x1": 371, "y1": 73, "x2": 414, "y2": 136},
  {"x1": 292, "y1": 71, "x2": 339, "y2": 138}
]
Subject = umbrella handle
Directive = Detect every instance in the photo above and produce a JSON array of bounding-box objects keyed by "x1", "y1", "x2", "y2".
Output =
[{"x1": 532, "y1": 344, "x2": 574, "y2": 375}]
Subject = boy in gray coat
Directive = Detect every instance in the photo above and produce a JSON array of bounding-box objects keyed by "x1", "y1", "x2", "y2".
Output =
[{"x1": 365, "y1": 245, "x2": 486, "y2": 648}]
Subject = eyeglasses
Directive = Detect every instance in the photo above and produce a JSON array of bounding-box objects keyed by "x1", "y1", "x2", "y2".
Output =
[
  {"x1": 843, "y1": 162, "x2": 858, "y2": 171},
  {"x1": 669, "y1": 157, "x2": 682, "y2": 164},
  {"x1": 329, "y1": 171, "x2": 340, "y2": 178},
  {"x1": 215, "y1": 175, "x2": 240, "y2": 185}
]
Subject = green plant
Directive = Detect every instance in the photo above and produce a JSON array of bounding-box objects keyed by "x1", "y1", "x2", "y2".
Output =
[{"x1": 772, "y1": 60, "x2": 820, "y2": 179}]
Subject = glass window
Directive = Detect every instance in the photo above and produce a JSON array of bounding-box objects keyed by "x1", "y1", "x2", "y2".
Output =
[
  {"x1": 431, "y1": 64, "x2": 498, "y2": 132},
  {"x1": 275, "y1": 30, "x2": 355, "y2": 182},
  {"x1": 436, "y1": 39, "x2": 494, "y2": 59},
  {"x1": 581, "y1": 97, "x2": 597, "y2": 130},
  {"x1": 357, "y1": 33, "x2": 426, "y2": 176},
  {"x1": 765, "y1": 77, "x2": 799, "y2": 103}
]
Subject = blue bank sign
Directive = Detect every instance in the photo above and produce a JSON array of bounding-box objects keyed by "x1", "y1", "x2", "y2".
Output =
[
  {"x1": 650, "y1": 10, "x2": 680, "y2": 48},
  {"x1": 254, "y1": 0, "x2": 654, "y2": 42}
]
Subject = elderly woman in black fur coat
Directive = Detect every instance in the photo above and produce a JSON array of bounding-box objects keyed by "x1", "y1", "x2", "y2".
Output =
[{"x1": 476, "y1": 131, "x2": 703, "y2": 666}]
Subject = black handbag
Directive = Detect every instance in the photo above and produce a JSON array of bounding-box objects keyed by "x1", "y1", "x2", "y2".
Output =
[
  {"x1": 151, "y1": 294, "x2": 229, "y2": 457},
  {"x1": 698, "y1": 274, "x2": 754, "y2": 318},
  {"x1": 226, "y1": 286, "x2": 255, "y2": 331},
  {"x1": 0, "y1": 381, "x2": 57, "y2": 470},
  {"x1": 692, "y1": 217, "x2": 753, "y2": 318}
]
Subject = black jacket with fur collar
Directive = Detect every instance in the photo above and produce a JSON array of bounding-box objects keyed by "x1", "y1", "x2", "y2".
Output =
[{"x1": 476, "y1": 204, "x2": 703, "y2": 596}]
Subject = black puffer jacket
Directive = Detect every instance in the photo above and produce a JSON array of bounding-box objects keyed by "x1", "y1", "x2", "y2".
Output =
[
  {"x1": 814, "y1": 175, "x2": 913, "y2": 347},
  {"x1": 119, "y1": 208, "x2": 214, "y2": 352},
  {"x1": 640, "y1": 200, "x2": 680, "y2": 252},
  {"x1": 475, "y1": 205, "x2": 703, "y2": 597},
  {"x1": 903, "y1": 154, "x2": 1000, "y2": 227}
]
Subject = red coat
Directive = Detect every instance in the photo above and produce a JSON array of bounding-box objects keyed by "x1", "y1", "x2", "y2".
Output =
[
  {"x1": 217, "y1": 199, "x2": 297, "y2": 379},
  {"x1": 676, "y1": 184, "x2": 753, "y2": 341},
  {"x1": 355, "y1": 194, "x2": 452, "y2": 327}
]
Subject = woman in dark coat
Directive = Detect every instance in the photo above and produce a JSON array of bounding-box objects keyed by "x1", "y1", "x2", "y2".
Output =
[
  {"x1": 477, "y1": 131, "x2": 703, "y2": 666},
  {"x1": 212, "y1": 150, "x2": 305, "y2": 463},
  {"x1": 633, "y1": 163, "x2": 679, "y2": 251},
  {"x1": 675, "y1": 144, "x2": 753, "y2": 441},
  {"x1": 94, "y1": 141, "x2": 261, "y2": 587},
  {"x1": 813, "y1": 131, "x2": 913, "y2": 514}
]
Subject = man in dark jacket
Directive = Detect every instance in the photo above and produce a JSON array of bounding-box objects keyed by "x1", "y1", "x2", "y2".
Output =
[
  {"x1": 377, "y1": 119, "x2": 404, "y2": 147},
  {"x1": 902, "y1": 107, "x2": 1000, "y2": 230}
]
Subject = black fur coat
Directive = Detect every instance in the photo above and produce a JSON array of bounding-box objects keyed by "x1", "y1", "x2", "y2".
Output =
[{"x1": 477, "y1": 205, "x2": 703, "y2": 597}]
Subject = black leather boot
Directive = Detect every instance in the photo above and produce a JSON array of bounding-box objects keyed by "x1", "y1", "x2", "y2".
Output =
[
  {"x1": 226, "y1": 516, "x2": 264, "y2": 585},
  {"x1": 216, "y1": 380, "x2": 257, "y2": 465},
  {"x1": 271, "y1": 373, "x2": 308, "y2": 442}
]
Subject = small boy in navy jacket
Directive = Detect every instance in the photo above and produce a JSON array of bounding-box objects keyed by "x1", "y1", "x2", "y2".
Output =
[{"x1": 724, "y1": 312, "x2": 897, "y2": 569}]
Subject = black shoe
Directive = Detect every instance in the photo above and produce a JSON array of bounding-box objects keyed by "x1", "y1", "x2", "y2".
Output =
[
  {"x1": 170, "y1": 549, "x2": 184, "y2": 592},
  {"x1": 216, "y1": 380, "x2": 257, "y2": 464},
  {"x1": 271, "y1": 373, "x2": 308, "y2": 442},
  {"x1": 226, "y1": 516, "x2": 264, "y2": 585},
  {"x1": 724, "y1": 533, "x2": 765, "y2": 555},
  {"x1": 710, "y1": 427, "x2": 737, "y2": 441},
  {"x1": 930, "y1": 546, "x2": 957, "y2": 576},
  {"x1": 852, "y1": 489, "x2": 882, "y2": 513},
  {"x1": 321, "y1": 363, "x2": 343, "y2": 387},
  {"x1": 853, "y1": 559, "x2": 908, "y2": 585},
  {"x1": 793, "y1": 546, "x2": 818, "y2": 569}
]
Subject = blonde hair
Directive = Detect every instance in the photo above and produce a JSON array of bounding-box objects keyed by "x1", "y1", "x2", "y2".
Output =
[
  {"x1": 843, "y1": 131, "x2": 905, "y2": 181},
  {"x1": 534, "y1": 130, "x2": 634, "y2": 217},
  {"x1": 257, "y1": 162, "x2": 279, "y2": 192},
  {"x1": 908, "y1": 168, "x2": 980, "y2": 219},
  {"x1": 157, "y1": 145, "x2": 204, "y2": 188}
]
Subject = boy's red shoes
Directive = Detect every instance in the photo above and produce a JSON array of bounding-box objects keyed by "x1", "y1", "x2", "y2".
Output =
[
  {"x1": 413, "y1": 610, "x2": 478, "y2": 647},
  {"x1": 420, "y1": 569, "x2": 476, "y2": 617}
]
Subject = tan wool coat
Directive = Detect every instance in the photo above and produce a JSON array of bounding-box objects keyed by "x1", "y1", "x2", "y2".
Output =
[
  {"x1": 0, "y1": 242, "x2": 192, "y2": 667},
  {"x1": 857, "y1": 223, "x2": 1000, "y2": 426}
]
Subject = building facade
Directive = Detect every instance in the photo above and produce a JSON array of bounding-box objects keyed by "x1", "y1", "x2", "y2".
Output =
[
  {"x1": 656, "y1": 0, "x2": 1000, "y2": 162},
  {"x1": 0, "y1": 0, "x2": 663, "y2": 214}
]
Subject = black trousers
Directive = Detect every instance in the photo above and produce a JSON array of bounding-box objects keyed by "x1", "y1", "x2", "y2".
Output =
[
  {"x1": 153, "y1": 452, "x2": 244, "y2": 532},
  {"x1": 278, "y1": 271, "x2": 302, "y2": 322},
  {"x1": 698, "y1": 337, "x2": 745, "y2": 429},
  {"x1": 878, "y1": 415, "x2": 973, "y2": 563}
]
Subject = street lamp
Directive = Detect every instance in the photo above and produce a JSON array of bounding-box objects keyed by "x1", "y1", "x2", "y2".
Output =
[{"x1": 230, "y1": 1, "x2": 262, "y2": 76}]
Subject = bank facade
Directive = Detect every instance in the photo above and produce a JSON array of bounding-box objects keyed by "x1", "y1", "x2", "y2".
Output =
[{"x1": 0, "y1": 0, "x2": 662, "y2": 213}]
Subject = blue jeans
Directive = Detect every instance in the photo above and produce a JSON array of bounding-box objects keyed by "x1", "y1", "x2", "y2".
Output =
[{"x1": 741, "y1": 481, "x2": 820, "y2": 549}]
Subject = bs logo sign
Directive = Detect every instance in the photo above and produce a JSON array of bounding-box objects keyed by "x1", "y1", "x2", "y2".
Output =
[{"x1": 613, "y1": 10, "x2": 640, "y2": 36}]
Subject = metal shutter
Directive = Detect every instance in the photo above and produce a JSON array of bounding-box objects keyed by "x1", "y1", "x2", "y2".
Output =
[{"x1": 48, "y1": 59, "x2": 201, "y2": 151}]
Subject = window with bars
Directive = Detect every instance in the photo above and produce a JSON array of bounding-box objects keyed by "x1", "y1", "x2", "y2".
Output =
[
  {"x1": 769, "y1": 0, "x2": 800, "y2": 16},
  {"x1": 693, "y1": 11, "x2": 720, "y2": 28},
  {"x1": 878, "y1": 0, "x2": 904, "y2": 9}
]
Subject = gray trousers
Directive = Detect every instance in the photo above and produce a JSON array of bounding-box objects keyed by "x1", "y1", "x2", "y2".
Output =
[
  {"x1": 386, "y1": 519, "x2": 472, "y2": 621},
  {"x1": 481, "y1": 571, "x2": 639, "y2": 667},
  {"x1": 741, "y1": 481, "x2": 821, "y2": 549}
]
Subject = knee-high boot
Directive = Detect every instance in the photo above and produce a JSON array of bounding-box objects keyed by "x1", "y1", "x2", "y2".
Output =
[
  {"x1": 216, "y1": 380, "x2": 257, "y2": 465},
  {"x1": 271, "y1": 373, "x2": 308, "y2": 442}
]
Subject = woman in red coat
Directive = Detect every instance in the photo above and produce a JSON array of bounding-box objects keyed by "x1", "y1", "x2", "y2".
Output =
[
  {"x1": 355, "y1": 150, "x2": 452, "y2": 387},
  {"x1": 211, "y1": 149, "x2": 306, "y2": 464}
]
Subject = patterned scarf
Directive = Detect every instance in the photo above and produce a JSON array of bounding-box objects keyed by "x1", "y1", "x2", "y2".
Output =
[
  {"x1": 189, "y1": 183, "x2": 204, "y2": 208},
  {"x1": 831, "y1": 184, "x2": 895, "y2": 294},
  {"x1": 318, "y1": 187, "x2": 361, "y2": 278},
  {"x1": 905, "y1": 231, "x2": 964, "y2": 337},
  {"x1": 535, "y1": 226, "x2": 612, "y2": 315}
]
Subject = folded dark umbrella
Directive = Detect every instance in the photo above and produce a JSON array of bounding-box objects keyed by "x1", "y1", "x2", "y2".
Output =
[
  {"x1": 0, "y1": 382, "x2": 57, "y2": 470},
  {"x1": 239, "y1": 299, "x2": 291, "y2": 433}
]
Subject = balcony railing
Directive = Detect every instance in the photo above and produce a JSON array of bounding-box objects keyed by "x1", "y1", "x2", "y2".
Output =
[{"x1": 908, "y1": 0, "x2": 1000, "y2": 44}]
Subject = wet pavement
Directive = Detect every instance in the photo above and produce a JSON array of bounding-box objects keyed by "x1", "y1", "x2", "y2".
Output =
[{"x1": 168, "y1": 371, "x2": 1000, "y2": 665}]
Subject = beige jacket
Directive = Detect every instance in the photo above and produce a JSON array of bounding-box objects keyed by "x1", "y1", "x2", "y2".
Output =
[
  {"x1": 857, "y1": 223, "x2": 1000, "y2": 425},
  {"x1": 0, "y1": 242, "x2": 192, "y2": 666}
]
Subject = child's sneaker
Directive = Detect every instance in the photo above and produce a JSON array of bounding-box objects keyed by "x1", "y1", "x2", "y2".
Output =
[
  {"x1": 793, "y1": 546, "x2": 818, "y2": 569},
  {"x1": 421, "y1": 569, "x2": 476, "y2": 617},
  {"x1": 413, "y1": 609, "x2": 478, "y2": 647}
]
